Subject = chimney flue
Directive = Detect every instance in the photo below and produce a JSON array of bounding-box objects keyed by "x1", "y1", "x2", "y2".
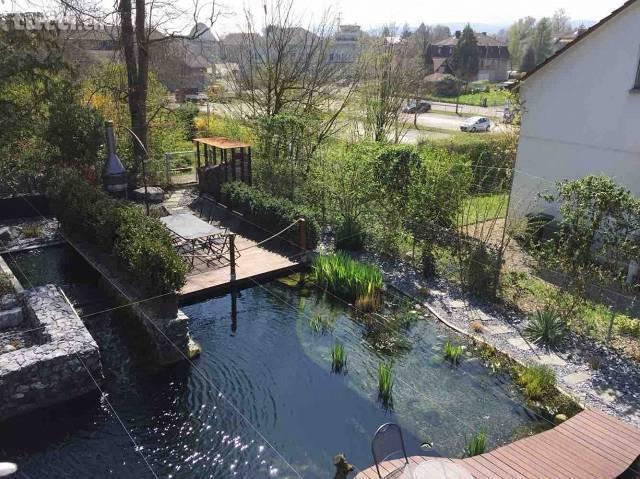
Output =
[
  {"x1": 103, "y1": 121, "x2": 128, "y2": 194},
  {"x1": 455, "y1": 30, "x2": 461, "y2": 39}
]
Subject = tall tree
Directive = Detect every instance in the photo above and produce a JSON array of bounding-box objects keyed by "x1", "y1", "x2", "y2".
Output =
[
  {"x1": 400, "y1": 23, "x2": 412, "y2": 39},
  {"x1": 507, "y1": 16, "x2": 536, "y2": 69},
  {"x1": 532, "y1": 17, "x2": 553, "y2": 65},
  {"x1": 411, "y1": 23, "x2": 433, "y2": 71},
  {"x1": 431, "y1": 25, "x2": 452, "y2": 43},
  {"x1": 551, "y1": 8, "x2": 572, "y2": 37},
  {"x1": 450, "y1": 24, "x2": 479, "y2": 114},
  {"x1": 359, "y1": 31, "x2": 417, "y2": 143},
  {"x1": 520, "y1": 45, "x2": 537, "y2": 72}
]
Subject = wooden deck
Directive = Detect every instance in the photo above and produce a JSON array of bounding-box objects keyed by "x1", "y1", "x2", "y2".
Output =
[
  {"x1": 179, "y1": 233, "x2": 301, "y2": 300},
  {"x1": 356, "y1": 409, "x2": 640, "y2": 479}
]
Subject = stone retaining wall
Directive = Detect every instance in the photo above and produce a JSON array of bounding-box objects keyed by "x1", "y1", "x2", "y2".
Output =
[{"x1": 0, "y1": 285, "x2": 103, "y2": 421}]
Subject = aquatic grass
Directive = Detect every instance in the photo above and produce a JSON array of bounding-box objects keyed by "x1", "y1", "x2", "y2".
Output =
[
  {"x1": 516, "y1": 364, "x2": 556, "y2": 401},
  {"x1": 20, "y1": 224, "x2": 43, "y2": 238},
  {"x1": 377, "y1": 362, "x2": 394, "y2": 408},
  {"x1": 309, "y1": 314, "x2": 333, "y2": 335},
  {"x1": 331, "y1": 343, "x2": 347, "y2": 373},
  {"x1": 312, "y1": 253, "x2": 383, "y2": 310},
  {"x1": 464, "y1": 431, "x2": 487, "y2": 457},
  {"x1": 443, "y1": 340, "x2": 464, "y2": 365}
]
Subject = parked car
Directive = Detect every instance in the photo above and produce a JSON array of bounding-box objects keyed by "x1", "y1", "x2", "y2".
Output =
[
  {"x1": 402, "y1": 100, "x2": 431, "y2": 114},
  {"x1": 460, "y1": 116, "x2": 491, "y2": 132}
]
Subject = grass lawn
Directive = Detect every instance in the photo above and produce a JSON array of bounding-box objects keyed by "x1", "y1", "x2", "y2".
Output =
[
  {"x1": 427, "y1": 89, "x2": 510, "y2": 107},
  {"x1": 459, "y1": 193, "x2": 508, "y2": 226}
]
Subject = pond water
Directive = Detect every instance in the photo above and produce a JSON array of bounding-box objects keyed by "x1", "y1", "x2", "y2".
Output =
[{"x1": 0, "y1": 246, "x2": 540, "y2": 478}]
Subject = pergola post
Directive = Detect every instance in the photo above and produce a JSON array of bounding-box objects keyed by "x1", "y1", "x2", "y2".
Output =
[{"x1": 231, "y1": 148, "x2": 237, "y2": 181}]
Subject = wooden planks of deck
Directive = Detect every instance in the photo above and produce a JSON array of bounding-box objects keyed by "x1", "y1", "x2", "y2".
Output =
[
  {"x1": 179, "y1": 233, "x2": 300, "y2": 300},
  {"x1": 355, "y1": 409, "x2": 640, "y2": 479}
]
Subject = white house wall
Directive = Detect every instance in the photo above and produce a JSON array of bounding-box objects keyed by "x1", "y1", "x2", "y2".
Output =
[{"x1": 509, "y1": 0, "x2": 640, "y2": 220}]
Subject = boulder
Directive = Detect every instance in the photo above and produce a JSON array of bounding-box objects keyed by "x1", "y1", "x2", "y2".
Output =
[
  {"x1": 133, "y1": 186, "x2": 165, "y2": 203},
  {"x1": 0, "y1": 227, "x2": 15, "y2": 244}
]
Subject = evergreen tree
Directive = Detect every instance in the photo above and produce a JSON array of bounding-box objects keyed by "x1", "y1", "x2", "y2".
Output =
[
  {"x1": 520, "y1": 45, "x2": 537, "y2": 72},
  {"x1": 450, "y1": 24, "x2": 479, "y2": 114}
]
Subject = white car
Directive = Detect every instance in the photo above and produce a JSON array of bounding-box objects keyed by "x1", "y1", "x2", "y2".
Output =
[{"x1": 460, "y1": 116, "x2": 491, "y2": 132}]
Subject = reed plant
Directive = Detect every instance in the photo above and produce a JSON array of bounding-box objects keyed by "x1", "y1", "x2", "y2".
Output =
[
  {"x1": 516, "y1": 364, "x2": 556, "y2": 401},
  {"x1": 377, "y1": 362, "x2": 394, "y2": 408},
  {"x1": 464, "y1": 431, "x2": 487, "y2": 457},
  {"x1": 312, "y1": 253, "x2": 383, "y2": 310},
  {"x1": 443, "y1": 340, "x2": 464, "y2": 365},
  {"x1": 309, "y1": 314, "x2": 333, "y2": 335},
  {"x1": 331, "y1": 343, "x2": 347, "y2": 373}
]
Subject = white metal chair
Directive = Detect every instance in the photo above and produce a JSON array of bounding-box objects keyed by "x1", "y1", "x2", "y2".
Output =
[{"x1": 371, "y1": 423, "x2": 410, "y2": 478}]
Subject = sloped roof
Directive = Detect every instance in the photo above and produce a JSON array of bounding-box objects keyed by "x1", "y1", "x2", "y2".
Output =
[
  {"x1": 520, "y1": 0, "x2": 639, "y2": 82},
  {"x1": 434, "y1": 33, "x2": 507, "y2": 48}
]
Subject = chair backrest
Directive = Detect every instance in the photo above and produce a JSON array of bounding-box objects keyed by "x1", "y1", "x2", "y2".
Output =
[{"x1": 371, "y1": 423, "x2": 409, "y2": 478}]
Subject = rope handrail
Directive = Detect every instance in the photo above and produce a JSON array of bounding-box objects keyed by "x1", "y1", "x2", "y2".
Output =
[{"x1": 236, "y1": 218, "x2": 303, "y2": 253}]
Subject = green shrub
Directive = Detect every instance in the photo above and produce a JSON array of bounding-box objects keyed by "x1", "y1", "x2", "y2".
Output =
[
  {"x1": 524, "y1": 308, "x2": 566, "y2": 350},
  {"x1": 311, "y1": 253, "x2": 383, "y2": 306},
  {"x1": 174, "y1": 103, "x2": 199, "y2": 140},
  {"x1": 516, "y1": 364, "x2": 556, "y2": 401},
  {"x1": 331, "y1": 342, "x2": 347, "y2": 373},
  {"x1": 420, "y1": 134, "x2": 517, "y2": 193},
  {"x1": 443, "y1": 340, "x2": 464, "y2": 365},
  {"x1": 222, "y1": 181, "x2": 320, "y2": 249},
  {"x1": 49, "y1": 174, "x2": 186, "y2": 294},
  {"x1": 465, "y1": 431, "x2": 487, "y2": 457},
  {"x1": 0, "y1": 273, "x2": 13, "y2": 296},
  {"x1": 335, "y1": 218, "x2": 366, "y2": 251},
  {"x1": 377, "y1": 362, "x2": 394, "y2": 407}
]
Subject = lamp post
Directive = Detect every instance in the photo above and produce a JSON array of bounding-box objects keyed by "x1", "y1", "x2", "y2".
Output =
[{"x1": 121, "y1": 126, "x2": 150, "y2": 216}]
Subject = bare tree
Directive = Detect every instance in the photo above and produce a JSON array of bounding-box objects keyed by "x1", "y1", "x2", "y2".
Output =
[
  {"x1": 225, "y1": 0, "x2": 359, "y2": 196},
  {"x1": 358, "y1": 32, "x2": 418, "y2": 143}
]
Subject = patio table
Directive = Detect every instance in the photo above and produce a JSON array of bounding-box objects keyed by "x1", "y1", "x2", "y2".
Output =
[
  {"x1": 160, "y1": 213, "x2": 228, "y2": 268},
  {"x1": 410, "y1": 460, "x2": 473, "y2": 479}
]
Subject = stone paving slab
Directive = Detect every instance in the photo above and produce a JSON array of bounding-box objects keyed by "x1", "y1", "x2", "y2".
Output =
[
  {"x1": 562, "y1": 371, "x2": 592, "y2": 386},
  {"x1": 507, "y1": 337, "x2": 532, "y2": 351},
  {"x1": 485, "y1": 324, "x2": 513, "y2": 335},
  {"x1": 538, "y1": 353, "x2": 567, "y2": 367}
]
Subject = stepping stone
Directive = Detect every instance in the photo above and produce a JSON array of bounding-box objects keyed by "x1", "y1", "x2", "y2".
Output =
[
  {"x1": 594, "y1": 387, "x2": 623, "y2": 404},
  {"x1": 507, "y1": 337, "x2": 531, "y2": 351},
  {"x1": 485, "y1": 325, "x2": 512, "y2": 335},
  {"x1": 448, "y1": 299, "x2": 466, "y2": 309},
  {"x1": 562, "y1": 371, "x2": 592, "y2": 386},
  {"x1": 538, "y1": 353, "x2": 567, "y2": 367},
  {"x1": 133, "y1": 186, "x2": 165, "y2": 202}
]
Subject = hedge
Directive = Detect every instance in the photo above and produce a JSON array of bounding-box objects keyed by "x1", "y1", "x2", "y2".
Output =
[
  {"x1": 49, "y1": 174, "x2": 186, "y2": 294},
  {"x1": 221, "y1": 181, "x2": 320, "y2": 249},
  {"x1": 419, "y1": 133, "x2": 517, "y2": 193}
]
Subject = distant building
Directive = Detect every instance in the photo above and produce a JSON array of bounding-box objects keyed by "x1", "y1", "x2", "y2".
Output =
[
  {"x1": 328, "y1": 24, "x2": 362, "y2": 64},
  {"x1": 429, "y1": 31, "x2": 510, "y2": 82}
]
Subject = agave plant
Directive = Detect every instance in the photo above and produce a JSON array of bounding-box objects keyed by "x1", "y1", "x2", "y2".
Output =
[
  {"x1": 377, "y1": 362, "x2": 394, "y2": 408},
  {"x1": 331, "y1": 343, "x2": 347, "y2": 373},
  {"x1": 523, "y1": 308, "x2": 566, "y2": 350}
]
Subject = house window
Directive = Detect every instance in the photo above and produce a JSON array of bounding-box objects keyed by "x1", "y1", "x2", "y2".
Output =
[{"x1": 635, "y1": 57, "x2": 640, "y2": 89}]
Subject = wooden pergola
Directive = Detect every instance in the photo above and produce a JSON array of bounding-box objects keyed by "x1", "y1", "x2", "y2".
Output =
[{"x1": 193, "y1": 137, "x2": 252, "y2": 185}]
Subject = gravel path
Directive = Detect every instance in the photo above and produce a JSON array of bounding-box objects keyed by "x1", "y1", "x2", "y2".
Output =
[{"x1": 351, "y1": 249, "x2": 640, "y2": 428}]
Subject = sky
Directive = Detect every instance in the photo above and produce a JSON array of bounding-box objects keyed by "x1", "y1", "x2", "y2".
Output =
[
  {"x1": 1, "y1": 0, "x2": 628, "y2": 35},
  {"x1": 214, "y1": 0, "x2": 627, "y2": 34}
]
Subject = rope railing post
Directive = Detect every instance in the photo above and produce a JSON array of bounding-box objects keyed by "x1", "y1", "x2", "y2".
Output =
[
  {"x1": 229, "y1": 233, "x2": 236, "y2": 282},
  {"x1": 298, "y1": 218, "x2": 307, "y2": 263}
]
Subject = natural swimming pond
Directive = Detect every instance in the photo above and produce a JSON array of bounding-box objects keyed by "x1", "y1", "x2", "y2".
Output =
[{"x1": 0, "y1": 246, "x2": 540, "y2": 478}]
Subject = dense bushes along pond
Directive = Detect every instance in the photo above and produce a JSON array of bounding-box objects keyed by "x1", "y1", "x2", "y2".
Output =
[
  {"x1": 222, "y1": 181, "x2": 320, "y2": 249},
  {"x1": 49, "y1": 174, "x2": 187, "y2": 294}
]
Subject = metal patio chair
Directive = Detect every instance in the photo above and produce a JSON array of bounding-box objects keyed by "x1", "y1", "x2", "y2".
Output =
[{"x1": 371, "y1": 423, "x2": 410, "y2": 479}]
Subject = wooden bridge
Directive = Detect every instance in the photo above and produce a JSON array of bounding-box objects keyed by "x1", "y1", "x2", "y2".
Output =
[{"x1": 356, "y1": 409, "x2": 640, "y2": 479}]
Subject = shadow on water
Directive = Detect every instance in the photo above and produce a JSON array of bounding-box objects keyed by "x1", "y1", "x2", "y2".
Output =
[{"x1": 0, "y1": 245, "x2": 536, "y2": 478}]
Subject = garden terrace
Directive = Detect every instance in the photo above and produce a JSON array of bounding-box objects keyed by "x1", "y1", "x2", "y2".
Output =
[
  {"x1": 356, "y1": 409, "x2": 640, "y2": 479},
  {"x1": 173, "y1": 196, "x2": 306, "y2": 301}
]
